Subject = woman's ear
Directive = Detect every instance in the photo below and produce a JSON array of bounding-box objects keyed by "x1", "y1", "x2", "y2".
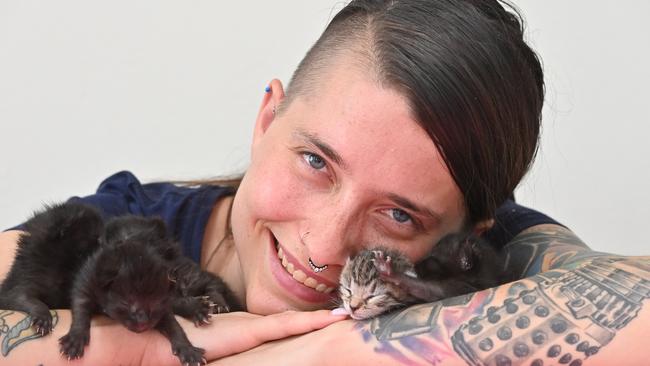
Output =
[
  {"x1": 472, "y1": 218, "x2": 495, "y2": 236},
  {"x1": 252, "y1": 78, "x2": 286, "y2": 148}
]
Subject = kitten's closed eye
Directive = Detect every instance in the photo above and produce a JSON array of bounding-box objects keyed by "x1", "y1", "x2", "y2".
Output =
[
  {"x1": 339, "y1": 237, "x2": 512, "y2": 320},
  {"x1": 338, "y1": 247, "x2": 410, "y2": 320}
]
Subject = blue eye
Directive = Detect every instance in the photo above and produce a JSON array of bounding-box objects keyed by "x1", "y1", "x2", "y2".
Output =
[
  {"x1": 391, "y1": 209, "x2": 412, "y2": 223},
  {"x1": 303, "y1": 152, "x2": 326, "y2": 170}
]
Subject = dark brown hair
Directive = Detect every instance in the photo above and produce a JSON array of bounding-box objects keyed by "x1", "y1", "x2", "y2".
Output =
[{"x1": 281, "y1": 0, "x2": 544, "y2": 224}]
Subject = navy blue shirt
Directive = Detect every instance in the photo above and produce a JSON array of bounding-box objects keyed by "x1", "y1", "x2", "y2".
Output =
[
  {"x1": 68, "y1": 171, "x2": 234, "y2": 263},
  {"x1": 8, "y1": 171, "x2": 560, "y2": 262}
]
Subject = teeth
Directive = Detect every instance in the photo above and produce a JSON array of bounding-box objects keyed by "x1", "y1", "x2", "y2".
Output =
[
  {"x1": 292, "y1": 270, "x2": 307, "y2": 282},
  {"x1": 303, "y1": 277, "x2": 318, "y2": 288},
  {"x1": 276, "y1": 242, "x2": 334, "y2": 293}
]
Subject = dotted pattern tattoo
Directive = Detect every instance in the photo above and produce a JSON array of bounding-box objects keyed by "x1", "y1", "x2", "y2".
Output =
[{"x1": 451, "y1": 257, "x2": 650, "y2": 366}]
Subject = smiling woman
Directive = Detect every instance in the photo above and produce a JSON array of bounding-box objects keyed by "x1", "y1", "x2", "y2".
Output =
[
  {"x1": 231, "y1": 70, "x2": 465, "y2": 313},
  {"x1": 1, "y1": 0, "x2": 649, "y2": 365}
]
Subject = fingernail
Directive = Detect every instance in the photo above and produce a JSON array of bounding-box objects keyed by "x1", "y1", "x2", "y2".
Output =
[
  {"x1": 265, "y1": 85, "x2": 271, "y2": 93},
  {"x1": 330, "y1": 308, "x2": 349, "y2": 316}
]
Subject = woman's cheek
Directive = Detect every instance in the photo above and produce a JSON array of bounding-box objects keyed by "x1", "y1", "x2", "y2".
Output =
[{"x1": 248, "y1": 158, "x2": 310, "y2": 222}]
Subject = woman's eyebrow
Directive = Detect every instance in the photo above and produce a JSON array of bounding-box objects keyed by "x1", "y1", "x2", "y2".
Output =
[
  {"x1": 293, "y1": 130, "x2": 348, "y2": 170},
  {"x1": 293, "y1": 129, "x2": 441, "y2": 223},
  {"x1": 387, "y1": 193, "x2": 442, "y2": 223}
]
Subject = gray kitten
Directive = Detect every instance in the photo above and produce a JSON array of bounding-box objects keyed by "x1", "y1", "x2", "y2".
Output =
[{"x1": 338, "y1": 234, "x2": 513, "y2": 320}]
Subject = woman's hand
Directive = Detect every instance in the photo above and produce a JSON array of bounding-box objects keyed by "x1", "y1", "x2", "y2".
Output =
[
  {"x1": 0, "y1": 307, "x2": 346, "y2": 366},
  {"x1": 143, "y1": 310, "x2": 348, "y2": 366},
  {"x1": 206, "y1": 319, "x2": 389, "y2": 366}
]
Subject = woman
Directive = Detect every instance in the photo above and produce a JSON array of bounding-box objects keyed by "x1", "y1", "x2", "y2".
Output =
[{"x1": 1, "y1": 0, "x2": 648, "y2": 365}]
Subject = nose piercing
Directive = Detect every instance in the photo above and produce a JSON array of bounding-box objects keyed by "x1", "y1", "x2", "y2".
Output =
[
  {"x1": 302, "y1": 231, "x2": 328, "y2": 272},
  {"x1": 308, "y1": 257, "x2": 328, "y2": 273}
]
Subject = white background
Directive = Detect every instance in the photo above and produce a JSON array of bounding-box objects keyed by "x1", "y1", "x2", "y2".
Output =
[{"x1": 1, "y1": 1, "x2": 648, "y2": 255}]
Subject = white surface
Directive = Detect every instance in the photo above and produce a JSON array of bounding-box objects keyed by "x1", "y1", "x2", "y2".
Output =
[{"x1": 1, "y1": 1, "x2": 648, "y2": 255}]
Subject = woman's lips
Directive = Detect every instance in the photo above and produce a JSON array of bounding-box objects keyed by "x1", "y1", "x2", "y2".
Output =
[{"x1": 267, "y1": 231, "x2": 337, "y2": 304}]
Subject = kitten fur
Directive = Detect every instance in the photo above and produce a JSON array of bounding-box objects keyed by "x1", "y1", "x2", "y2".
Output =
[
  {"x1": 0, "y1": 202, "x2": 104, "y2": 333},
  {"x1": 0, "y1": 202, "x2": 241, "y2": 364},
  {"x1": 339, "y1": 234, "x2": 514, "y2": 320}
]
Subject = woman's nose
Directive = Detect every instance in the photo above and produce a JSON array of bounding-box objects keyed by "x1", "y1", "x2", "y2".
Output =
[{"x1": 301, "y1": 206, "x2": 360, "y2": 267}]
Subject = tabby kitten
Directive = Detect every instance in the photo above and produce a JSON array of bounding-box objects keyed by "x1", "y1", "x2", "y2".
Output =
[
  {"x1": 338, "y1": 247, "x2": 417, "y2": 320},
  {"x1": 338, "y1": 234, "x2": 513, "y2": 320}
]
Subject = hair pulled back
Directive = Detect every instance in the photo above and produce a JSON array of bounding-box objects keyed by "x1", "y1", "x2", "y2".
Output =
[{"x1": 283, "y1": 0, "x2": 545, "y2": 225}]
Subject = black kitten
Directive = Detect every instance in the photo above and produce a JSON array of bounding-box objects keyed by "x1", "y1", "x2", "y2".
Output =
[
  {"x1": 0, "y1": 202, "x2": 240, "y2": 364},
  {"x1": 0, "y1": 202, "x2": 104, "y2": 334},
  {"x1": 407, "y1": 233, "x2": 514, "y2": 300},
  {"x1": 339, "y1": 234, "x2": 514, "y2": 319}
]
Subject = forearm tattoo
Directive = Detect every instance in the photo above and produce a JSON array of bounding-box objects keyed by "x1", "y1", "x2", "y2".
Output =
[
  {"x1": 355, "y1": 226, "x2": 650, "y2": 365},
  {"x1": 0, "y1": 310, "x2": 58, "y2": 357}
]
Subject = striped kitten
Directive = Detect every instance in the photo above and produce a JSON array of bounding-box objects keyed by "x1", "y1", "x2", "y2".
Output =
[
  {"x1": 338, "y1": 247, "x2": 418, "y2": 320},
  {"x1": 338, "y1": 234, "x2": 512, "y2": 320}
]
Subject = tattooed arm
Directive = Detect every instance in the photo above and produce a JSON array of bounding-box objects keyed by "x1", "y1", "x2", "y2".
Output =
[
  {"x1": 212, "y1": 224, "x2": 650, "y2": 366},
  {"x1": 0, "y1": 230, "x2": 345, "y2": 365},
  {"x1": 0, "y1": 230, "x2": 149, "y2": 365},
  {"x1": 501, "y1": 224, "x2": 600, "y2": 277}
]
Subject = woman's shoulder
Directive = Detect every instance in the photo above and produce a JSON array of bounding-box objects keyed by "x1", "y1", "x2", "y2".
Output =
[
  {"x1": 82, "y1": 171, "x2": 236, "y2": 262},
  {"x1": 77, "y1": 170, "x2": 235, "y2": 214},
  {"x1": 95, "y1": 170, "x2": 234, "y2": 197},
  {"x1": 483, "y1": 199, "x2": 564, "y2": 249}
]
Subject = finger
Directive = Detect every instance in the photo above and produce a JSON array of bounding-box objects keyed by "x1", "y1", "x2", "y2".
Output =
[
  {"x1": 180, "y1": 310, "x2": 347, "y2": 362},
  {"x1": 244, "y1": 310, "x2": 347, "y2": 346}
]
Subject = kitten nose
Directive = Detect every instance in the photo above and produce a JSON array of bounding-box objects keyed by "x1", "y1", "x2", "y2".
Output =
[
  {"x1": 349, "y1": 297, "x2": 363, "y2": 312},
  {"x1": 131, "y1": 308, "x2": 150, "y2": 324}
]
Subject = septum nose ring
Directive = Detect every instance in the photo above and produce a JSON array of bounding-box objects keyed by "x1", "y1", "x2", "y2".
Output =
[
  {"x1": 308, "y1": 257, "x2": 328, "y2": 273},
  {"x1": 302, "y1": 230, "x2": 328, "y2": 273}
]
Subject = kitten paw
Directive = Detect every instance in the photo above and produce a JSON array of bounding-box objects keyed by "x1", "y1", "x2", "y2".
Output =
[
  {"x1": 172, "y1": 343, "x2": 206, "y2": 365},
  {"x1": 192, "y1": 296, "x2": 214, "y2": 326},
  {"x1": 58, "y1": 331, "x2": 89, "y2": 359},
  {"x1": 372, "y1": 250, "x2": 393, "y2": 277},
  {"x1": 205, "y1": 294, "x2": 231, "y2": 315},
  {"x1": 31, "y1": 312, "x2": 53, "y2": 336},
  {"x1": 174, "y1": 295, "x2": 231, "y2": 327}
]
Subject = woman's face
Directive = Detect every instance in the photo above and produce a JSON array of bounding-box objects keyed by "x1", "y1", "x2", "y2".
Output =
[{"x1": 231, "y1": 59, "x2": 466, "y2": 314}]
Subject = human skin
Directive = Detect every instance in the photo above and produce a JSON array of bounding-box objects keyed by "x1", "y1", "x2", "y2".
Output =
[
  {"x1": 2, "y1": 56, "x2": 648, "y2": 365},
  {"x1": 3, "y1": 226, "x2": 649, "y2": 365},
  {"x1": 0, "y1": 55, "x2": 487, "y2": 364},
  {"x1": 210, "y1": 225, "x2": 650, "y2": 366},
  {"x1": 223, "y1": 55, "x2": 488, "y2": 314}
]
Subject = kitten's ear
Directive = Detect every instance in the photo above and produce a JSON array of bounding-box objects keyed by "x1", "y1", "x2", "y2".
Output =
[
  {"x1": 146, "y1": 217, "x2": 168, "y2": 240},
  {"x1": 103, "y1": 216, "x2": 169, "y2": 245},
  {"x1": 458, "y1": 238, "x2": 476, "y2": 271},
  {"x1": 158, "y1": 241, "x2": 180, "y2": 261},
  {"x1": 103, "y1": 218, "x2": 130, "y2": 245}
]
